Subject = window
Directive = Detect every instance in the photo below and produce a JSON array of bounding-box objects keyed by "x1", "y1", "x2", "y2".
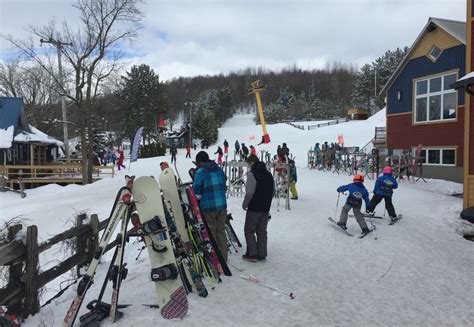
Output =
[
  {"x1": 414, "y1": 148, "x2": 456, "y2": 166},
  {"x1": 414, "y1": 73, "x2": 457, "y2": 122},
  {"x1": 428, "y1": 46, "x2": 442, "y2": 61}
]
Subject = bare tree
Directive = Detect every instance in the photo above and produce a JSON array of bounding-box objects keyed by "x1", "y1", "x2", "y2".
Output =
[{"x1": 3, "y1": 0, "x2": 143, "y2": 183}]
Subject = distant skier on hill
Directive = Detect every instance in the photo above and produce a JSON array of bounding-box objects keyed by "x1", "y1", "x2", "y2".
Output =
[
  {"x1": 215, "y1": 146, "x2": 224, "y2": 166},
  {"x1": 170, "y1": 146, "x2": 177, "y2": 164},
  {"x1": 235, "y1": 140, "x2": 241, "y2": 156},
  {"x1": 281, "y1": 143, "x2": 290, "y2": 158},
  {"x1": 241, "y1": 143, "x2": 249, "y2": 160},
  {"x1": 336, "y1": 174, "x2": 371, "y2": 236},
  {"x1": 366, "y1": 166, "x2": 399, "y2": 223},
  {"x1": 186, "y1": 145, "x2": 191, "y2": 158},
  {"x1": 223, "y1": 139, "x2": 229, "y2": 154}
]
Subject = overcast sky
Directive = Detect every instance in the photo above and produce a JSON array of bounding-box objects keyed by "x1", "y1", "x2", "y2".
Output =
[{"x1": 0, "y1": 0, "x2": 466, "y2": 81}]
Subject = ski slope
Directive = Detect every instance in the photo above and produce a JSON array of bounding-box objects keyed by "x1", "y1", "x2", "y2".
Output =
[
  {"x1": 1, "y1": 111, "x2": 473, "y2": 326},
  {"x1": 217, "y1": 110, "x2": 385, "y2": 162}
]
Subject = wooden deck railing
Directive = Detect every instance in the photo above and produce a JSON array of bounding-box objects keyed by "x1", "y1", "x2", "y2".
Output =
[{"x1": 0, "y1": 164, "x2": 114, "y2": 187}]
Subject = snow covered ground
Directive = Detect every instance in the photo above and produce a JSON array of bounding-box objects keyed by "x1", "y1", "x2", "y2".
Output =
[{"x1": 1, "y1": 112, "x2": 473, "y2": 326}]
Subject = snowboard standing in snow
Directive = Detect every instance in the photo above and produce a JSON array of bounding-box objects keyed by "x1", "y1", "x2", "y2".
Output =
[
  {"x1": 132, "y1": 176, "x2": 188, "y2": 319},
  {"x1": 159, "y1": 167, "x2": 190, "y2": 243}
]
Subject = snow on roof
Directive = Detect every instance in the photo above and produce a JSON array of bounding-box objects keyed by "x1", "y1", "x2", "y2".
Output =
[
  {"x1": 457, "y1": 71, "x2": 474, "y2": 82},
  {"x1": 13, "y1": 125, "x2": 64, "y2": 147},
  {"x1": 0, "y1": 125, "x2": 14, "y2": 149}
]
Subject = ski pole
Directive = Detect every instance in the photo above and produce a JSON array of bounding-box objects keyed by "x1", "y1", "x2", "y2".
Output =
[
  {"x1": 240, "y1": 275, "x2": 295, "y2": 299},
  {"x1": 334, "y1": 192, "x2": 341, "y2": 219}
]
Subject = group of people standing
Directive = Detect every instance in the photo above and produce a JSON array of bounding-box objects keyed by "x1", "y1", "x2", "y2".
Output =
[{"x1": 191, "y1": 149, "x2": 274, "y2": 263}]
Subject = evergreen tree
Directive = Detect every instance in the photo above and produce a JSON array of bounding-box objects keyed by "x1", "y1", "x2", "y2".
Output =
[
  {"x1": 192, "y1": 89, "x2": 220, "y2": 143},
  {"x1": 115, "y1": 64, "x2": 167, "y2": 142}
]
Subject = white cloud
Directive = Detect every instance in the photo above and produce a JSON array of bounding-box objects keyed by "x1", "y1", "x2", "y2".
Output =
[{"x1": 0, "y1": 0, "x2": 466, "y2": 81}]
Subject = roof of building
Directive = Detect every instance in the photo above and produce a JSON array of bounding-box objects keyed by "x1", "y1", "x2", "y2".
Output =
[
  {"x1": 0, "y1": 97, "x2": 62, "y2": 149},
  {"x1": 380, "y1": 17, "x2": 466, "y2": 96},
  {"x1": 0, "y1": 97, "x2": 26, "y2": 130}
]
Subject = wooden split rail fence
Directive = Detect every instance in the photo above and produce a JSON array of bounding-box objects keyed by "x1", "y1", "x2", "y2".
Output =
[{"x1": 0, "y1": 213, "x2": 132, "y2": 319}]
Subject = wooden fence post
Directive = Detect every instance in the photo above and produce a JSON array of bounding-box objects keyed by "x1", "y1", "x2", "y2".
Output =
[
  {"x1": 7, "y1": 225, "x2": 23, "y2": 315},
  {"x1": 87, "y1": 214, "x2": 100, "y2": 265},
  {"x1": 75, "y1": 213, "x2": 88, "y2": 277},
  {"x1": 23, "y1": 225, "x2": 39, "y2": 318}
]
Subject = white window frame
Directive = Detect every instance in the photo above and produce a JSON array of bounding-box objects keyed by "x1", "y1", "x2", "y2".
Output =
[
  {"x1": 414, "y1": 147, "x2": 456, "y2": 166},
  {"x1": 414, "y1": 72, "x2": 457, "y2": 123},
  {"x1": 428, "y1": 45, "x2": 442, "y2": 62}
]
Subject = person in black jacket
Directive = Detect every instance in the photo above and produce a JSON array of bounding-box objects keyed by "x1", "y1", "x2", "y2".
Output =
[
  {"x1": 241, "y1": 143, "x2": 249, "y2": 160},
  {"x1": 242, "y1": 155, "x2": 274, "y2": 262}
]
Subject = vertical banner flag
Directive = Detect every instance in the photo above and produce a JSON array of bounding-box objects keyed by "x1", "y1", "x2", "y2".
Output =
[{"x1": 130, "y1": 126, "x2": 144, "y2": 163}]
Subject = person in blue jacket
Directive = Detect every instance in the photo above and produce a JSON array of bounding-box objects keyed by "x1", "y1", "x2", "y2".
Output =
[
  {"x1": 366, "y1": 166, "x2": 398, "y2": 222},
  {"x1": 193, "y1": 151, "x2": 228, "y2": 261},
  {"x1": 336, "y1": 174, "x2": 371, "y2": 234}
]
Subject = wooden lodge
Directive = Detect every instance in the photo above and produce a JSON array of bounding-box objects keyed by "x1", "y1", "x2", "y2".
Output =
[{"x1": 0, "y1": 97, "x2": 113, "y2": 189}]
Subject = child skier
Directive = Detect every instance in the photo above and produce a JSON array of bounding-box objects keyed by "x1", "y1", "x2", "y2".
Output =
[
  {"x1": 366, "y1": 166, "x2": 399, "y2": 222},
  {"x1": 336, "y1": 174, "x2": 371, "y2": 236}
]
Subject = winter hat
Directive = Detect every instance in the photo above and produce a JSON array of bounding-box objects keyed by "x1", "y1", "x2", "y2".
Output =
[
  {"x1": 195, "y1": 151, "x2": 209, "y2": 163},
  {"x1": 160, "y1": 162, "x2": 169, "y2": 170},
  {"x1": 383, "y1": 166, "x2": 393, "y2": 174},
  {"x1": 246, "y1": 154, "x2": 259, "y2": 164}
]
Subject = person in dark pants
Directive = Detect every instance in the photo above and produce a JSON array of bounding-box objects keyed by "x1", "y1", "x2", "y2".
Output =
[
  {"x1": 170, "y1": 146, "x2": 177, "y2": 163},
  {"x1": 242, "y1": 155, "x2": 274, "y2": 262},
  {"x1": 336, "y1": 174, "x2": 371, "y2": 235},
  {"x1": 366, "y1": 166, "x2": 399, "y2": 222}
]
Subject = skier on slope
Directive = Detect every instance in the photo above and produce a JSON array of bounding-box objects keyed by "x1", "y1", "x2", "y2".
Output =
[
  {"x1": 336, "y1": 174, "x2": 371, "y2": 236},
  {"x1": 366, "y1": 166, "x2": 399, "y2": 223},
  {"x1": 281, "y1": 143, "x2": 290, "y2": 158},
  {"x1": 117, "y1": 149, "x2": 126, "y2": 170},
  {"x1": 235, "y1": 140, "x2": 241, "y2": 156},
  {"x1": 241, "y1": 143, "x2": 249, "y2": 160},
  {"x1": 223, "y1": 139, "x2": 229, "y2": 154},
  {"x1": 193, "y1": 151, "x2": 228, "y2": 261},
  {"x1": 170, "y1": 146, "x2": 178, "y2": 164},
  {"x1": 214, "y1": 146, "x2": 224, "y2": 166},
  {"x1": 185, "y1": 145, "x2": 191, "y2": 158}
]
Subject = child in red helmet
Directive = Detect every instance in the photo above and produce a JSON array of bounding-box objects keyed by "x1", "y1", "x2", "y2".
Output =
[
  {"x1": 366, "y1": 166, "x2": 399, "y2": 222},
  {"x1": 336, "y1": 174, "x2": 371, "y2": 235}
]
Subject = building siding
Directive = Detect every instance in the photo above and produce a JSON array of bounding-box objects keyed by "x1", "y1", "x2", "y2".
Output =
[
  {"x1": 386, "y1": 108, "x2": 464, "y2": 167},
  {"x1": 409, "y1": 26, "x2": 462, "y2": 60},
  {"x1": 387, "y1": 45, "x2": 466, "y2": 115}
]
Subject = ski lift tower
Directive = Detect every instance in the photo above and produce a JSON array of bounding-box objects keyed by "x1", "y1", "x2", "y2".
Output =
[{"x1": 249, "y1": 80, "x2": 271, "y2": 144}]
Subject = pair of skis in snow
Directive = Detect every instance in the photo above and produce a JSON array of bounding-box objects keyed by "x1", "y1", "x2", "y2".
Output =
[
  {"x1": 328, "y1": 213, "x2": 403, "y2": 238},
  {"x1": 328, "y1": 217, "x2": 373, "y2": 238}
]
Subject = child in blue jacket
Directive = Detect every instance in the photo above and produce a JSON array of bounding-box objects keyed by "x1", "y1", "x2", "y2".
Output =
[
  {"x1": 337, "y1": 174, "x2": 371, "y2": 234},
  {"x1": 366, "y1": 166, "x2": 398, "y2": 222}
]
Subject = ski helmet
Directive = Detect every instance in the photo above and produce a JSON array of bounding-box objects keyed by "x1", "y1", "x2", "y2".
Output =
[
  {"x1": 383, "y1": 166, "x2": 393, "y2": 174},
  {"x1": 353, "y1": 174, "x2": 364, "y2": 183}
]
